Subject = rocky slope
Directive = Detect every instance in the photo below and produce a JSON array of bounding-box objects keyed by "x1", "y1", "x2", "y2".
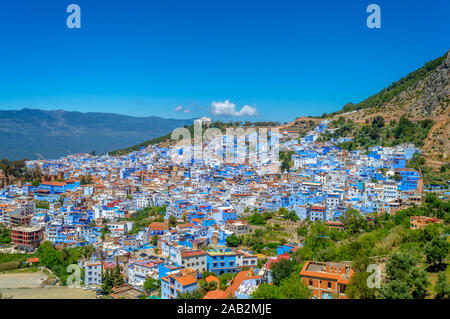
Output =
[{"x1": 332, "y1": 51, "x2": 449, "y2": 165}]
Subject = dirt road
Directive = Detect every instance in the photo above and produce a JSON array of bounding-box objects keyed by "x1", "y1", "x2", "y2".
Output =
[{"x1": 0, "y1": 287, "x2": 97, "y2": 299}]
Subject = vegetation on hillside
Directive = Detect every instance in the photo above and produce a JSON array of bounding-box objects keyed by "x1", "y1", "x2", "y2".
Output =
[
  {"x1": 109, "y1": 120, "x2": 282, "y2": 156},
  {"x1": 319, "y1": 116, "x2": 434, "y2": 151},
  {"x1": 109, "y1": 132, "x2": 174, "y2": 156},
  {"x1": 119, "y1": 206, "x2": 167, "y2": 234},
  {"x1": 0, "y1": 158, "x2": 41, "y2": 185},
  {"x1": 287, "y1": 194, "x2": 449, "y2": 299},
  {"x1": 101, "y1": 261, "x2": 124, "y2": 294},
  {"x1": 35, "y1": 242, "x2": 95, "y2": 285},
  {"x1": 0, "y1": 224, "x2": 11, "y2": 245},
  {"x1": 225, "y1": 209, "x2": 302, "y2": 254},
  {"x1": 407, "y1": 153, "x2": 450, "y2": 189},
  {"x1": 323, "y1": 52, "x2": 448, "y2": 117},
  {"x1": 143, "y1": 276, "x2": 161, "y2": 294},
  {"x1": 0, "y1": 241, "x2": 95, "y2": 283},
  {"x1": 279, "y1": 150, "x2": 295, "y2": 172},
  {"x1": 0, "y1": 252, "x2": 29, "y2": 272}
]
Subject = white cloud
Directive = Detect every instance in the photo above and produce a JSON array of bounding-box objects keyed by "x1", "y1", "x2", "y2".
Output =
[
  {"x1": 174, "y1": 105, "x2": 191, "y2": 113},
  {"x1": 211, "y1": 100, "x2": 258, "y2": 117}
]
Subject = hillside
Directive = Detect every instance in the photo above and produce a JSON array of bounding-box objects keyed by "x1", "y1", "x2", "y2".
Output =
[
  {"x1": 273, "y1": 51, "x2": 448, "y2": 168},
  {"x1": 0, "y1": 109, "x2": 193, "y2": 160},
  {"x1": 109, "y1": 120, "x2": 282, "y2": 156},
  {"x1": 278, "y1": 117, "x2": 322, "y2": 134},
  {"x1": 328, "y1": 50, "x2": 449, "y2": 166}
]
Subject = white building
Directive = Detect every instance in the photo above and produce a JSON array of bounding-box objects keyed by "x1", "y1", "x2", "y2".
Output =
[
  {"x1": 128, "y1": 261, "x2": 158, "y2": 288},
  {"x1": 84, "y1": 260, "x2": 102, "y2": 286},
  {"x1": 383, "y1": 182, "x2": 398, "y2": 203}
]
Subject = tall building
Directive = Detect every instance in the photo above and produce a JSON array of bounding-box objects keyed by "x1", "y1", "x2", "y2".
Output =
[{"x1": 11, "y1": 226, "x2": 43, "y2": 252}]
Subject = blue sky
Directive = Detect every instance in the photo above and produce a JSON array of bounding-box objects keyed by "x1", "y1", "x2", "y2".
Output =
[{"x1": 0, "y1": 0, "x2": 448, "y2": 122}]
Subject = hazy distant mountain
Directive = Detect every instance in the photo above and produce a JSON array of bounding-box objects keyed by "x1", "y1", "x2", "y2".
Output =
[{"x1": 0, "y1": 108, "x2": 193, "y2": 160}]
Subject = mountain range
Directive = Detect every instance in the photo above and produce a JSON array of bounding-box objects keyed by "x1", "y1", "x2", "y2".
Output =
[{"x1": 0, "y1": 109, "x2": 193, "y2": 160}]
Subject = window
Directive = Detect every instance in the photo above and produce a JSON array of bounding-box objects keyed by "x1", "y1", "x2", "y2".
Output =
[
  {"x1": 327, "y1": 282, "x2": 332, "y2": 289},
  {"x1": 309, "y1": 280, "x2": 313, "y2": 287}
]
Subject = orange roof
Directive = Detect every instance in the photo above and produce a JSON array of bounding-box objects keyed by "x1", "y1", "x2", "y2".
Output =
[
  {"x1": 265, "y1": 253, "x2": 290, "y2": 270},
  {"x1": 41, "y1": 181, "x2": 66, "y2": 186},
  {"x1": 411, "y1": 216, "x2": 442, "y2": 222},
  {"x1": 300, "y1": 261, "x2": 354, "y2": 285},
  {"x1": 181, "y1": 250, "x2": 207, "y2": 258},
  {"x1": 178, "y1": 223, "x2": 194, "y2": 229},
  {"x1": 149, "y1": 222, "x2": 168, "y2": 231},
  {"x1": 203, "y1": 289, "x2": 229, "y2": 299},
  {"x1": 27, "y1": 258, "x2": 39, "y2": 263},
  {"x1": 225, "y1": 270, "x2": 261, "y2": 297},
  {"x1": 205, "y1": 275, "x2": 220, "y2": 284},
  {"x1": 176, "y1": 275, "x2": 197, "y2": 287}
]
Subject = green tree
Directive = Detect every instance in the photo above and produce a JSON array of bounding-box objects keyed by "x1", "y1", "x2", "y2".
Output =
[
  {"x1": 249, "y1": 213, "x2": 266, "y2": 226},
  {"x1": 169, "y1": 215, "x2": 178, "y2": 228},
  {"x1": 0, "y1": 225, "x2": 11, "y2": 244},
  {"x1": 251, "y1": 283, "x2": 282, "y2": 299},
  {"x1": 225, "y1": 233, "x2": 241, "y2": 247},
  {"x1": 380, "y1": 279, "x2": 413, "y2": 299},
  {"x1": 143, "y1": 277, "x2": 161, "y2": 294},
  {"x1": 435, "y1": 272, "x2": 450, "y2": 299},
  {"x1": 199, "y1": 279, "x2": 218, "y2": 295},
  {"x1": 270, "y1": 258, "x2": 294, "y2": 286},
  {"x1": 151, "y1": 235, "x2": 159, "y2": 246},
  {"x1": 100, "y1": 226, "x2": 111, "y2": 241},
  {"x1": 37, "y1": 241, "x2": 63, "y2": 269},
  {"x1": 345, "y1": 257, "x2": 377, "y2": 299},
  {"x1": 341, "y1": 208, "x2": 368, "y2": 235},
  {"x1": 251, "y1": 274, "x2": 310, "y2": 299},
  {"x1": 285, "y1": 210, "x2": 299, "y2": 222},
  {"x1": 101, "y1": 270, "x2": 114, "y2": 294},
  {"x1": 278, "y1": 273, "x2": 311, "y2": 299},
  {"x1": 380, "y1": 252, "x2": 429, "y2": 299},
  {"x1": 424, "y1": 236, "x2": 449, "y2": 271},
  {"x1": 297, "y1": 226, "x2": 308, "y2": 237},
  {"x1": 176, "y1": 288, "x2": 203, "y2": 299},
  {"x1": 113, "y1": 260, "x2": 124, "y2": 286},
  {"x1": 218, "y1": 272, "x2": 237, "y2": 290},
  {"x1": 371, "y1": 116, "x2": 385, "y2": 128},
  {"x1": 281, "y1": 159, "x2": 291, "y2": 172}
]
